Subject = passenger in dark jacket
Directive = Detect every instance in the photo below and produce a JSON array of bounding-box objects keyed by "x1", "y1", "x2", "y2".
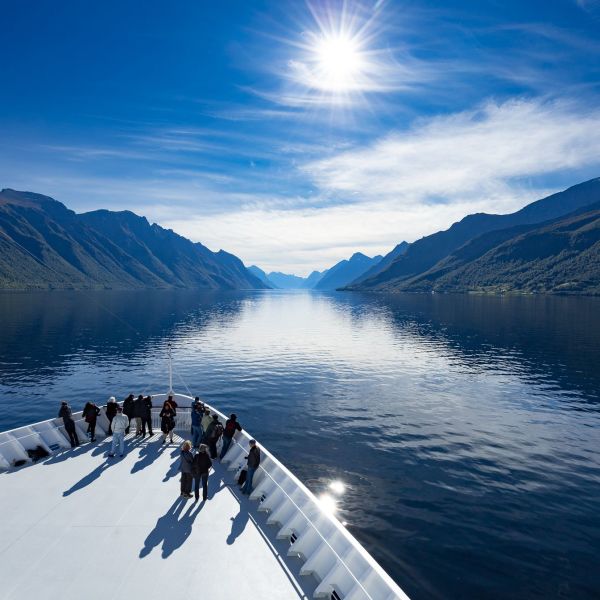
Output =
[
  {"x1": 241, "y1": 440, "x2": 261, "y2": 495},
  {"x1": 190, "y1": 396, "x2": 203, "y2": 436},
  {"x1": 82, "y1": 402, "x2": 100, "y2": 442},
  {"x1": 204, "y1": 415, "x2": 223, "y2": 459},
  {"x1": 192, "y1": 444, "x2": 212, "y2": 501},
  {"x1": 58, "y1": 401, "x2": 79, "y2": 447},
  {"x1": 122, "y1": 394, "x2": 135, "y2": 434},
  {"x1": 106, "y1": 397, "x2": 118, "y2": 435},
  {"x1": 179, "y1": 441, "x2": 194, "y2": 498},
  {"x1": 219, "y1": 413, "x2": 242, "y2": 460},
  {"x1": 160, "y1": 400, "x2": 176, "y2": 444},
  {"x1": 141, "y1": 395, "x2": 153, "y2": 437},
  {"x1": 133, "y1": 394, "x2": 145, "y2": 436},
  {"x1": 191, "y1": 403, "x2": 203, "y2": 448}
]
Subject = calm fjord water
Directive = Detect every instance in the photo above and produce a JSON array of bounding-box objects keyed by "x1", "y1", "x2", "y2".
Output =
[{"x1": 1, "y1": 290, "x2": 599, "y2": 599}]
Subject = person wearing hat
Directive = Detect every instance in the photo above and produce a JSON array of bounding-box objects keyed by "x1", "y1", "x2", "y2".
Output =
[
  {"x1": 58, "y1": 401, "x2": 79, "y2": 448},
  {"x1": 241, "y1": 439, "x2": 261, "y2": 495},
  {"x1": 108, "y1": 406, "x2": 129, "y2": 457},
  {"x1": 192, "y1": 444, "x2": 212, "y2": 502},
  {"x1": 204, "y1": 414, "x2": 223, "y2": 459},
  {"x1": 106, "y1": 396, "x2": 118, "y2": 435},
  {"x1": 219, "y1": 413, "x2": 243, "y2": 460}
]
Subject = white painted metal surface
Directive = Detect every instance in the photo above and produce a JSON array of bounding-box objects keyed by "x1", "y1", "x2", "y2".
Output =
[{"x1": 0, "y1": 393, "x2": 409, "y2": 600}]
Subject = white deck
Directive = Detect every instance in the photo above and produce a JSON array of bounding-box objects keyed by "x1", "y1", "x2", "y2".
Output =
[
  {"x1": 0, "y1": 432, "x2": 313, "y2": 600},
  {"x1": 0, "y1": 396, "x2": 409, "y2": 600}
]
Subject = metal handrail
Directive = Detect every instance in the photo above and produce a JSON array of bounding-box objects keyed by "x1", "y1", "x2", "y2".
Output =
[
  {"x1": 228, "y1": 435, "x2": 376, "y2": 599},
  {"x1": 153, "y1": 397, "x2": 404, "y2": 598},
  {"x1": 1, "y1": 398, "x2": 405, "y2": 599}
]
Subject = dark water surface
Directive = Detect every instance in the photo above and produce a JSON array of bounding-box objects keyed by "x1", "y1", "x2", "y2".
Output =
[{"x1": 1, "y1": 290, "x2": 599, "y2": 599}]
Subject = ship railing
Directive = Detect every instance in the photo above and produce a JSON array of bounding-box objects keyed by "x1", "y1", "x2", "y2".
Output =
[
  {"x1": 1, "y1": 395, "x2": 408, "y2": 600},
  {"x1": 152, "y1": 394, "x2": 408, "y2": 600}
]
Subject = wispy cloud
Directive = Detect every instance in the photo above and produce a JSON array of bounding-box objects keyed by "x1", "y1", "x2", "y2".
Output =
[
  {"x1": 302, "y1": 98, "x2": 600, "y2": 206},
  {"x1": 5, "y1": 97, "x2": 600, "y2": 275}
]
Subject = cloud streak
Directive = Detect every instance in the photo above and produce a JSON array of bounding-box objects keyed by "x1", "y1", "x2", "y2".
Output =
[
  {"x1": 302, "y1": 98, "x2": 600, "y2": 206},
  {"x1": 4, "y1": 98, "x2": 600, "y2": 275}
]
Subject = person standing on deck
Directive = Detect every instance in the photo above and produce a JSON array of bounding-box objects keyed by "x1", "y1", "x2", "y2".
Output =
[
  {"x1": 133, "y1": 394, "x2": 144, "y2": 436},
  {"x1": 108, "y1": 407, "x2": 128, "y2": 457},
  {"x1": 58, "y1": 401, "x2": 79, "y2": 447},
  {"x1": 141, "y1": 395, "x2": 153, "y2": 437},
  {"x1": 191, "y1": 402, "x2": 203, "y2": 449},
  {"x1": 191, "y1": 397, "x2": 203, "y2": 433},
  {"x1": 106, "y1": 397, "x2": 118, "y2": 435},
  {"x1": 160, "y1": 400, "x2": 176, "y2": 444},
  {"x1": 192, "y1": 443, "x2": 212, "y2": 502},
  {"x1": 200, "y1": 408, "x2": 212, "y2": 442},
  {"x1": 179, "y1": 441, "x2": 194, "y2": 499},
  {"x1": 122, "y1": 394, "x2": 134, "y2": 434},
  {"x1": 219, "y1": 414, "x2": 242, "y2": 460},
  {"x1": 82, "y1": 401, "x2": 100, "y2": 442},
  {"x1": 204, "y1": 414, "x2": 223, "y2": 459},
  {"x1": 241, "y1": 440, "x2": 261, "y2": 495}
]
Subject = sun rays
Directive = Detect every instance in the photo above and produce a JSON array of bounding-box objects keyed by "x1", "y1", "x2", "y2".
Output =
[{"x1": 278, "y1": 0, "x2": 395, "y2": 109}]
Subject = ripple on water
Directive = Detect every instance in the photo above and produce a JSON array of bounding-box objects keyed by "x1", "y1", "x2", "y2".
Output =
[{"x1": 1, "y1": 290, "x2": 600, "y2": 599}]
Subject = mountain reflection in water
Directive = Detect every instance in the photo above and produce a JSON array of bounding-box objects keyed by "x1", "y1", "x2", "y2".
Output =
[{"x1": 1, "y1": 289, "x2": 599, "y2": 599}]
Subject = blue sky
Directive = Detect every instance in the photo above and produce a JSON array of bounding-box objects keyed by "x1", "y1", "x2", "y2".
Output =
[{"x1": 1, "y1": 0, "x2": 600, "y2": 274}]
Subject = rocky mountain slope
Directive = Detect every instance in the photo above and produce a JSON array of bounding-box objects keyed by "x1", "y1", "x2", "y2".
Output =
[{"x1": 0, "y1": 189, "x2": 266, "y2": 290}]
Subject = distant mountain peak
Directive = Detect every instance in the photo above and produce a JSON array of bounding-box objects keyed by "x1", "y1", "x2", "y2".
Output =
[
  {"x1": 314, "y1": 251, "x2": 383, "y2": 290},
  {"x1": 0, "y1": 188, "x2": 68, "y2": 209},
  {"x1": 84, "y1": 208, "x2": 150, "y2": 225}
]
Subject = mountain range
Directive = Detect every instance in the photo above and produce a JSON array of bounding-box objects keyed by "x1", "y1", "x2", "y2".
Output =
[
  {"x1": 247, "y1": 267, "x2": 324, "y2": 289},
  {"x1": 0, "y1": 189, "x2": 266, "y2": 290},
  {"x1": 313, "y1": 252, "x2": 382, "y2": 290},
  {"x1": 3, "y1": 178, "x2": 599, "y2": 295},
  {"x1": 346, "y1": 178, "x2": 600, "y2": 295},
  {"x1": 250, "y1": 252, "x2": 386, "y2": 291}
]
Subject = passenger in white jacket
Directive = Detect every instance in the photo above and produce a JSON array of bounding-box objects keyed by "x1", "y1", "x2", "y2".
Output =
[{"x1": 109, "y1": 406, "x2": 129, "y2": 457}]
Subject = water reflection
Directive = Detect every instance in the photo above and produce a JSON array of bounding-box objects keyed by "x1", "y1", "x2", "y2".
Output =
[{"x1": 1, "y1": 289, "x2": 599, "y2": 599}]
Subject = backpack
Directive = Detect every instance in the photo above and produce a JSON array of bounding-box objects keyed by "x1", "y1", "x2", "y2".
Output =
[
  {"x1": 237, "y1": 469, "x2": 247, "y2": 485},
  {"x1": 224, "y1": 420, "x2": 237, "y2": 436},
  {"x1": 211, "y1": 423, "x2": 224, "y2": 440}
]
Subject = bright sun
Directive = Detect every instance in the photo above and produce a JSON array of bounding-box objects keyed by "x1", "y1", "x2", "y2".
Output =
[
  {"x1": 313, "y1": 34, "x2": 365, "y2": 92},
  {"x1": 286, "y1": 6, "x2": 384, "y2": 102}
]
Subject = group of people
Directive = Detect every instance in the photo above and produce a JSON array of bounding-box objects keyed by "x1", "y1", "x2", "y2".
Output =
[
  {"x1": 57, "y1": 394, "x2": 261, "y2": 499},
  {"x1": 177, "y1": 398, "x2": 259, "y2": 500},
  {"x1": 59, "y1": 394, "x2": 183, "y2": 457},
  {"x1": 119, "y1": 394, "x2": 155, "y2": 437}
]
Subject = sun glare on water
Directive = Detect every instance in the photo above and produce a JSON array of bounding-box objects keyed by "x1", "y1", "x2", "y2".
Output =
[{"x1": 318, "y1": 493, "x2": 338, "y2": 514}]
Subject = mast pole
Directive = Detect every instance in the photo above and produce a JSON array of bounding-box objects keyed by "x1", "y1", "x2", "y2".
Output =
[{"x1": 168, "y1": 342, "x2": 173, "y2": 395}]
